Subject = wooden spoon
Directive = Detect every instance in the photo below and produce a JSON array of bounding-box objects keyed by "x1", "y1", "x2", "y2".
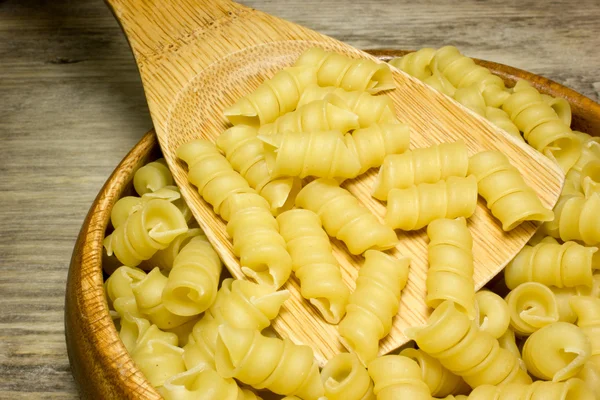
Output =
[{"x1": 105, "y1": 0, "x2": 564, "y2": 365}]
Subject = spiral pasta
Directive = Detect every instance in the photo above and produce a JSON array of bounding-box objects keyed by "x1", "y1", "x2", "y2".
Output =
[
  {"x1": 105, "y1": 265, "x2": 147, "y2": 306},
  {"x1": 104, "y1": 199, "x2": 188, "y2": 267},
  {"x1": 453, "y1": 85, "x2": 487, "y2": 117},
  {"x1": 422, "y1": 66, "x2": 457, "y2": 97},
  {"x1": 385, "y1": 175, "x2": 478, "y2": 231},
  {"x1": 399, "y1": 348, "x2": 468, "y2": 397},
  {"x1": 522, "y1": 322, "x2": 591, "y2": 381},
  {"x1": 224, "y1": 66, "x2": 316, "y2": 127},
  {"x1": 504, "y1": 239, "x2": 595, "y2": 289},
  {"x1": 426, "y1": 217, "x2": 475, "y2": 318},
  {"x1": 111, "y1": 196, "x2": 142, "y2": 229},
  {"x1": 468, "y1": 150, "x2": 554, "y2": 231},
  {"x1": 372, "y1": 141, "x2": 469, "y2": 200},
  {"x1": 216, "y1": 124, "x2": 299, "y2": 215},
  {"x1": 497, "y1": 329, "x2": 526, "y2": 371},
  {"x1": 475, "y1": 290, "x2": 510, "y2": 339},
  {"x1": 565, "y1": 131, "x2": 600, "y2": 194},
  {"x1": 225, "y1": 193, "x2": 293, "y2": 288},
  {"x1": 581, "y1": 160, "x2": 600, "y2": 197},
  {"x1": 543, "y1": 192, "x2": 600, "y2": 245},
  {"x1": 389, "y1": 48, "x2": 436, "y2": 80},
  {"x1": 484, "y1": 107, "x2": 523, "y2": 140},
  {"x1": 506, "y1": 282, "x2": 560, "y2": 336},
  {"x1": 215, "y1": 326, "x2": 324, "y2": 400},
  {"x1": 143, "y1": 228, "x2": 204, "y2": 271},
  {"x1": 260, "y1": 130, "x2": 361, "y2": 180},
  {"x1": 338, "y1": 250, "x2": 409, "y2": 364},
  {"x1": 367, "y1": 355, "x2": 432, "y2": 399},
  {"x1": 570, "y1": 296, "x2": 600, "y2": 366},
  {"x1": 161, "y1": 235, "x2": 222, "y2": 316},
  {"x1": 177, "y1": 139, "x2": 253, "y2": 217},
  {"x1": 296, "y1": 84, "x2": 397, "y2": 127},
  {"x1": 320, "y1": 352, "x2": 375, "y2": 400},
  {"x1": 407, "y1": 301, "x2": 531, "y2": 388},
  {"x1": 257, "y1": 97, "x2": 359, "y2": 135},
  {"x1": 133, "y1": 158, "x2": 173, "y2": 196},
  {"x1": 295, "y1": 47, "x2": 394, "y2": 94},
  {"x1": 277, "y1": 209, "x2": 350, "y2": 324},
  {"x1": 502, "y1": 80, "x2": 580, "y2": 172},
  {"x1": 295, "y1": 178, "x2": 398, "y2": 255},
  {"x1": 467, "y1": 378, "x2": 595, "y2": 400},
  {"x1": 345, "y1": 123, "x2": 411, "y2": 174},
  {"x1": 141, "y1": 185, "x2": 194, "y2": 224}
]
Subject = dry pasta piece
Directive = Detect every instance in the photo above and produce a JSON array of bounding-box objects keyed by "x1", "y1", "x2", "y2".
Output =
[
  {"x1": 467, "y1": 378, "x2": 595, "y2": 400},
  {"x1": 338, "y1": 250, "x2": 410, "y2": 364},
  {"x1": 111, "y1": 196, "x2": 142, "y2": 229},
  {"x1": 468, "y1": 150, "x2": 554, "y2": 231},
  {"x1": 453, "y1": 85, "x2": 487, "y2": 117},
  {"x1": 367, "y1": 355, "x2": 432, "y2": 399},
  {"x1": 497, "y1": 329, "x2": 526, "y2": 371},
  {"x1": 505, "y1": 282, "x2": 560, "y2": 336},
  {"x1": 224, "y1": 66, "x2": 317, "y2": 127},
  {"x1": 320, "y1": 352, "x2": 375, "y2": 400},
  {"x1": 159, "y1": 364, "x2": 262, "y2": 400},
  {"x1": 565, "y1": 131, "x2": 600, "y2": 194},
  {"x1": 345, "y1": 123, "x2": 411, "y2": 175},
  {"x1": 502, "y1": 80, "x2": 580, "y2": 172},
  {"x1": 215, "y1": 326, "x2": 324, "y2": 400},
  {"x1": 426, "y1": 217, "x2": 476, "y2": 318},
  {"x1": 140, "y1": 185, "x2": 194, "y2": 224},
  {"x1": 372, "y1": 141, "x2": 469, "y2": 200},
  {"x1": 504, "y1": 239, "x2": 595, "y2": 289},
  {"x1": 133, "y1": 158, "x2": 174, "y2": 195},
  {"x1": 522, "y1": 322, "x2": 591, "y2": 381},
  {"x1": 161, "y1": 235, "x2": 222, "y2": 316},
  {"x1": 296, "y1": 84, "x2": 397, "y2": 127},
  {"x1": 389, "y1": 48, "x2": 436, "y2": 81},
  {"x1": 177, "y1": 139, "x2": 253, "y2": 217},
  {"x1": 385, "y1": 175, "x2": 478, "y2": 231},
  {"x1": 259, "y1": 130, "x2": 361, "y2": 180},
  {"x1": 182, "y1": 314, "x2": 221, "y2": 370},
  {"x1": 131, "y1": 268, "x2": 196, "y2": 330},
  {"x1": 216, "y1": 125, "x2": 299, "y2": 215},
  {"x1": 257, "y1": 97, "x2": 359, "y2": 135},
  {"x1": 577, "y1": 362, "x2": 600, "y2": 397},
  {"x1": 295, "y1": 47, "x2": 394, "y2": 94},
  {"x1": 225, "y1": 193, "x2": 293, "y2": 288},
  {"x1": 103, "y1": 199, "x2": 188, "y2": 267},
  {"x1": 475, "y1": 290, "x2": 510, "y2": 339},
  {"x1": 581, "y1": 160, "x2": 600, "y2": 197},
  {"x1": 422, "y1": 66, "x2": 457, "y2": 97},
  {"x1": 142, "y1": 228, "x2": 204, "y2": 271},
  {"x1": 542, "y1": 192, "x2": 600, "y2": 245},
  {"x1": 407, "y1": 301, "x2": 531, "y2": 388},
  {"x1": 399, "y1": 348, "x2": 468, "y2": 398},
  {"x1": 277, "y1": 209, "x2": 350, "y2": 324},
  {"x1": 105, "y1": 266, "x2": 147, "y2": 306},
  {"x1": 542, "y1": 94, "x2": 572, "y2": 127},
  {"x1": 296, "y1": 178, "x2": 398, "y2": 255},
  {"x1": 485, "y1": 107, "x2": 523, "y2": 141},
  {"x1": 164, "y1": 317, "x2": 199, "y2": 347},
  {"x1": 570, "y1": 296, "x2": 600, "y2": 366}
]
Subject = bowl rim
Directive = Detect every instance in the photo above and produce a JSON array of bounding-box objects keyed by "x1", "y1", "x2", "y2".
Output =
[{"x1": 64, "y1": 49, "x2": 600, "y2": 399}]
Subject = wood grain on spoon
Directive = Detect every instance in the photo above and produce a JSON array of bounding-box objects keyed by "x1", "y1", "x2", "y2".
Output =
[{"x1": 105, "y1": 0, "x2": 564, "y2": 365}]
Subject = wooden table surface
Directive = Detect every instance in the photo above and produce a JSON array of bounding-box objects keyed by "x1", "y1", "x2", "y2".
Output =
[{"x1": 1, "y1": 0, "x2": 599, "y2": 398}]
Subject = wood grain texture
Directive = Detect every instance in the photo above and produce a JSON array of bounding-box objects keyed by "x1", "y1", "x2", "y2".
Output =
[{"x1": 1, "y1": 0, "x2": 599, "y2": 398}]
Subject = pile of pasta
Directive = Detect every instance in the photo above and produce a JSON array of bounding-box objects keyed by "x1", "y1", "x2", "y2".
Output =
[{"x1": 102, "y1": 46, "x2": 600, "y2": 400}]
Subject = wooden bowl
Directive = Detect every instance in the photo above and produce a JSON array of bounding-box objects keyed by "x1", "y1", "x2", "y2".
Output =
[{"x1": 65, "y1": 50, "x2": 600, "y2": 399}]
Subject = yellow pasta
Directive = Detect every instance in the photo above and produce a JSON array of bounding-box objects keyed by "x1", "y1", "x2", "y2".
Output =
[
  {"x1": 546, "y1": 192, "x2": 600, "y2": 245},
  {"x1": 224, "y1": 66, "x2": 317, "y2": 127},
  {"x1": 295, "y1": 178, "x2": 398, "y2": 255},
  {"x1": 143, "y1": 228, "x2": 204, "y2": 271},
  {"x1": 320, "y1": 352, "x2": 375, "y2": 400},
  {"x1": 182, "y1": 314, "x2": 221, "y2": 370},
  {"x1": 475, "y1": 290, "x2": 510, "y2": 339},
  {"x1": 399, "y1": 348, "x2": 468, "y2": 398},
  {"x1": 277, "y1": 209, "x2": 350, "y2": 324},
  {"x1": 422, "y1": 66, "x2": 457, "y2": 97},
  {"x1": 570, "y1": 296, "x2": 600, "y2": 366},
  {"x1": 105, "y1": 266, "x2": 147, "y2": 306},
  {"x1": 505, "y1": 282, "x2": 560, "y2": 336},
  {"x1": 104, "y1": 199, "x2": 188, "y2": 267},
  {"x1": 164, "y1": 317, "x2": 199, "y2": 347},
  {"x1": 577, "y1": 362, "x2": 600, "y2": 397},
  {"x1": 296, "y1": 84, "x2": 397, "y2": 127},
  {"x1": 485, "y1": 106, "x2": 523, "y2": 140},
  {"x1": 295, "y1": 47, "x2": 395, "y2": 94},
  {"x1": 467, "y1": 378, "x2": 595, "y2": 400},
  {"x1": 215, "y1": 326, "x2": 324, "y2": 400},
  {"x1": 497, "y1": 328, "x2": 526, "y2": 371},
  {"x1": 259, "y1": 130, "x2": 361, "y2": 180},
  {"x1": 257, "y1": 97, "x2": 359, "y2": 135},
  {"x1": 389, "y1": 48, "x2": 436, "y2": 81},
  {"x1": 502, "y1": 80, "x2": 580, "y2": 172},
  {"x1": 111, "y1": 196, "x2": 142, "y2": 229},
  {"x1": 542, "y1": 94, "x2": 572, "y2": 127},
  {"x1": 385, "y1": 175, "x2": 478, "y2": 231},
  {"x1": 161, "y1": 235, "x2": 222, "y2": 316},
  {"x1": 426, "y1": 217, "x2": 475, "y2": 318},
  {"x1": 504, "y1": 239, "x2": 595, "y2": 289},
  {"x1": 345, "y1": 123, "x2": 411, "y2": 175},
  {"x1": 565, "y1": 131, "x2": 600, "y2": 194},
  {"x1": 338, "y1": 250, "x2": 410, "y2": 364},
  {"x1": 372, "y1": 141, "x2": 469, "y2": 200},
  {"x1": 141, "y1": 185, "x2": 194, "y2": 224},
  {"x1": 407, "y1": 301, "x2": 531, "y2": 388},
  {"x1": 522, "y1": 322, "x2": 591, "y2": 381},
  {"x1": 468, "y1": 150, "x2": 554, "y2": 231},
  {"x1": 367, "y1": 355, "x2": 432, "y2": 400},
  {"x1": 225, "y1": 193, "x2": 293, "y2": 288},
  {"x1": 581, "y1": 160, "x2": 600, "y2": 197},
  {"x1": 133, "y1": 158, "x2": 174, "y2": 196},
  {"x1": 453, "y1": 84, "x2": 487, "y2": 117}
]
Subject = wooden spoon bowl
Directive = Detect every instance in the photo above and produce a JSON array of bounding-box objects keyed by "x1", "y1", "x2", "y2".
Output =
[{"x1": 65, "y1": 51, "x2": 600, "y2": 399}]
